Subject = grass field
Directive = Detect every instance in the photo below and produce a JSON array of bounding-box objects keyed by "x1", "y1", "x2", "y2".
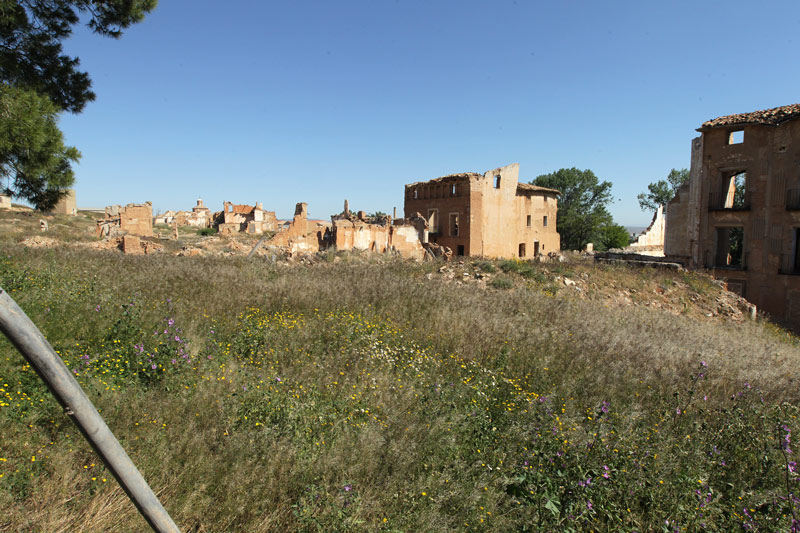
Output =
[{"x1": 1, "y1": 228, "x2": 799, "y2": 531}]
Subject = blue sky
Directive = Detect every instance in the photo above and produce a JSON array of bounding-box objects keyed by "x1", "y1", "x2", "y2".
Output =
[{"x1": 57, "y1": 0, "x2": 800, "y2": 225}]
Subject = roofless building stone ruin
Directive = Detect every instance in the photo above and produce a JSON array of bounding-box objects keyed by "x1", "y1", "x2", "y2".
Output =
[
  {"x1": 665, "y1": 103, "x2": 800, "y2": 330},
  {"x1": 404, "y1": 163, "x2": 560, "y2": 258}
]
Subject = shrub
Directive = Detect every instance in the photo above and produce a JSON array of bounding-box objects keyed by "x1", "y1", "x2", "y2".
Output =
[
  {"x1": 474, "y1": 260, "x2": 496, "y2": 273},
  {"x1": 499, "y1": 259, "x2": 522, "y2": 274},
  {"x1": 490, "y1": 276, "x2": 513, "y2": 289}
]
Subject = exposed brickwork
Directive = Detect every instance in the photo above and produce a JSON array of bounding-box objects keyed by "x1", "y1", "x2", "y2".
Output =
[
  {"x1": 404, "y1": 163, "x2": 560, "y2": 258},
  {"x1": 666, "y1": 104, "x2": 800, "y2": 331}
]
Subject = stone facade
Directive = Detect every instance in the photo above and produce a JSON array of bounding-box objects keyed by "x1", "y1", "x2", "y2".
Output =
[
  {"x1": 120, "y1": 203, "x2": 153, "y2": 237},
  {"x1": 154, "y1": 210, "x2": 177, "y2": 225},
  {"x1": 404, "y1": 163, "x2": 560, "y2": 258},
  {"x1": 330, "y1": 209, "x2": 427, "y2": 260},
  {"x1": 49, "y1": 189, "x2": 77, "y2": 215},
  {"x1": 97, "y1": 202, "x2": 153, "y2": 238},
  {"x1": 218, "y1": 201, "x2": 277, "y2": 235},
  {"x1": 665, "y1": 103, "x2": 800, "y2": 329},
  {"x1": 265, "y1": 203, "x2": 326, "y2": 253},
  {"x1": 187, "y1": 199, "x2": 211, "y2": 227}
]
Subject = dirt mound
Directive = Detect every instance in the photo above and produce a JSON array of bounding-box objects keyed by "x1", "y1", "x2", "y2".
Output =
[{"x1": 21, "y1": 236, "x2": 58, "y2": 248}]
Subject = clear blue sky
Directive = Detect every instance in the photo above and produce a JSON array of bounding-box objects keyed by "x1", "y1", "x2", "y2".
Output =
[{"x1": 57, "y1": 0, "x2": 800, "y2": 225}]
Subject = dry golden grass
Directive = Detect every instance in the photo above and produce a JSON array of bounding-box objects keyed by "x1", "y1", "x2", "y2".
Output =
[{"x1": 1, "y1": 238, "x2": 799, "y2": 531}]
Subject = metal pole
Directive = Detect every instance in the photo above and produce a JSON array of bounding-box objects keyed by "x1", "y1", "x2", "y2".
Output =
[{"x1": 0, "y1": 288, "x2": 180, "y2": 533}]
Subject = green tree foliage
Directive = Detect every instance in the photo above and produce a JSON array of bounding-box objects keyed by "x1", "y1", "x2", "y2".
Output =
[
  {"x1": 637, "y1": 168, "x2": 689, "y2": 212},
  {"x1": 0, "y1": 0, "x2": 156, "y2": 208},
  {"x1": 0, "y1": 85, "x2": 79, "y2": 209},
  {"x1": 596, "y1": 222, "x2": 631, "y2": 251},
  {"x1": 0, "y1": 0, "x2": 157, "y2": 113},
  {"x1": 531, "y1": 168, "x2": 614, "y2": 251}
]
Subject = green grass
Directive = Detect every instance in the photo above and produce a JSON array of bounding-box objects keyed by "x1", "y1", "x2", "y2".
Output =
[{"x1": 1, "y1": 246, "x2": 799, "y2": 531}]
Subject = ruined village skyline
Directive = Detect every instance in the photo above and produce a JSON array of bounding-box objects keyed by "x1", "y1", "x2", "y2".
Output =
[{"x1": 49, "y1": 1, "x2": 800, "y2": 226}]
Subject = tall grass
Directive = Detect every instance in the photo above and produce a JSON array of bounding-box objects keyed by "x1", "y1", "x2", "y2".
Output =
[{"x1": 1, "y1": 245, "x2": 799, "y2": 531}]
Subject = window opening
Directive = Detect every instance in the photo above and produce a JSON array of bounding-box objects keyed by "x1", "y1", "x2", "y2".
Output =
[
  {"x1": 728, "y1": 130, "x2": 744, "y2": 145},
  {"x1": 494, "y1": 175, "x2": 501, "y2": 189},
  {"x1": 794, "y1": 229, "x2": 800, "y2": 273},
  {"x1": 413, "y1": 189, "x2": 418, "y2": 199},
  {"x1": 457, "y1": 245, "x2": 465, "y2": 256},
  {"x1": 449, "y1": 213, "x2": 459, "y2": 237},
  {"x1": 543, "y1": 215, "x2": 548, "y2": 227},
  {"x1": 451, "y1": 184, "x2": 457, "y2": 196},
  {"x1": 427, "y1": 209, "x2": 439, "y2": 233},
  {"x1": 533, "y1": 241, "x2": 540, "y2": 256},
  {"x1": 722, "y1": 171, "x2": 747, "y2": 208},
  {"x1": 518, "y1": 243, "x2": 526, "y2": 257},
  {"x1": 526, "y1": 215, "x2": 531, "y2": 227},
  {"x1": 715, "y1": 227, "x2": 744, "y2": 268}
]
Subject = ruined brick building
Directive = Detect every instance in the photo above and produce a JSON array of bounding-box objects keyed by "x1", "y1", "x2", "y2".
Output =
[
  {"x1": 96, "y1": 202, "x2": 153, "y2": 237},
  {"x1": 48, "y1": 189, "x2": 77, "y2": 215},
  {"x1": 665, "y1": 103, "x2": 800, "y2": 327},
  {"x1": 217, "y1": 201, "x2": 277, "y2": 235},
  {"x1": 404, "y1": 163, "x2": 560, "y2": 258}
]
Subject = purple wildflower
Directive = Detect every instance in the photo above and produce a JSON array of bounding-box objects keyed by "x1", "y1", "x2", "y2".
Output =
[
  {"x1": 151, "y1": 364, "x2": 157, "y2": 369},
  {"x1": 782, "y1": 425, "x2": 793, "y2": 454},
  {"x1": 344, "y1": 484, "x2": 352, "y2": 492}
]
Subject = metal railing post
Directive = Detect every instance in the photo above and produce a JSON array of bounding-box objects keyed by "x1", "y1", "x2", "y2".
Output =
[{"x1": 0, "y1": 287, "x2": 180, "y2": 533}]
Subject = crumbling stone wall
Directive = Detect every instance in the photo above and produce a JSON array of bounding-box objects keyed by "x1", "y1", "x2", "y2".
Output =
[
  {"x1": 329, "y1": 209, "x2": 428, "y2": 260},
  {"x1": 154, "y1": 210, "x2": 176, "y2": 225},
  {"x1": 97, "y1": 202, "x2": 153, "y2": 238},
  {"x1": 629, "y1": 205, "x2": 665, "y2": 250},
  {"x1": 219, "y1": 201, "x2": 276, "y2": 234},
  {"x1": 268, "y1": 203, "x2": 311, "y2": 246},
  {"x1": 664, "y1": 180, "x2": 691, "y2": 259},
  {"x1": 0, "y1": 195, "x2": 10, "y2": 209},
  {"x1": 120, "y1": 202, "x2": 153, "y2": 237}
]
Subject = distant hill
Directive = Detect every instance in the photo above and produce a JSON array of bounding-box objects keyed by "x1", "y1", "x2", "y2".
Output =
[{"x1": 625, "y1": 225, "x2": 647, "y2": 236}]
